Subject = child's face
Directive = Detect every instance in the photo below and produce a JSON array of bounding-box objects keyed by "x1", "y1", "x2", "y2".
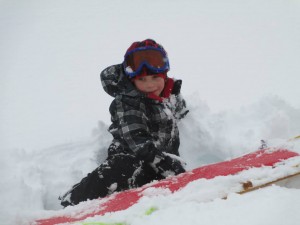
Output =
[{"x1": 133, "y1": 75, "x2": 165, "y2": 97}]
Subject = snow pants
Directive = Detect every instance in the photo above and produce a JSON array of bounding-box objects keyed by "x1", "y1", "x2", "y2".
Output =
[{"x1": 60, "y1": 153, "x2": 166, "y2": 207}]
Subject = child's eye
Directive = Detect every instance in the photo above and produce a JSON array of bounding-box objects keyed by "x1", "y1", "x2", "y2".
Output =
[{"x1": 138, "y1": 77, "x2": 145, "y2": 81}]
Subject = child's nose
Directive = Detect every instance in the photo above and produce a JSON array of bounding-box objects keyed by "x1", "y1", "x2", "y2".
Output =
[{"x1": 147, "y1": 80, "x2": 155, "y2": 88}]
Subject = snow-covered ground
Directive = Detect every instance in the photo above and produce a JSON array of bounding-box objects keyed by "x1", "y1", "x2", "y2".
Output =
[
  {"x1": 1, "y1": 0, "x2": 300, "y2": 225},
  {"x1": 1, "y1": 100, "x2": 300, "y2": 225}
]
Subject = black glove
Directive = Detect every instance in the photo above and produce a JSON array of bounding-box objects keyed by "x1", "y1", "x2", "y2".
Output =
[
  {"x1": 136, "y1": 142, "x2": 163, "y2": 163},
  {"x1": 153, "y1": 155, "x2": 186, "y2": 176},
  {"x1": 171, "y1": 80, "x2": 182, "y2": 96}
]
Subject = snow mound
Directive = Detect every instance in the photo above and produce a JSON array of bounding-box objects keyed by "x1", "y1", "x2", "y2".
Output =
[{"x1": 1, "y1": 96, "x2": 300, "y2": 225}]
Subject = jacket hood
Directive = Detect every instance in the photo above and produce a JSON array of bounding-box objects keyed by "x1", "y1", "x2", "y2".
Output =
[{"x1": 100, "y1": 64, "x2": 143, "y2": 98}]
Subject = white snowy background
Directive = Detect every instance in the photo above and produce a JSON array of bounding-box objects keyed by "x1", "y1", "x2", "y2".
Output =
[{"x1": 1, "y1": 0, "x2": 300, "y2": 225}]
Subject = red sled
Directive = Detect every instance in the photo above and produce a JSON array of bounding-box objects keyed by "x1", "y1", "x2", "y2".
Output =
[{"x1": 34, "y1": 147, "x2": 300, "y2": 225}]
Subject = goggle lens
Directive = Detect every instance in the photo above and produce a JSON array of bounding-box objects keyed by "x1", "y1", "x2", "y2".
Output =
[
  {"x1": 130, "y1": 50, "x2": 165, "y2": 70},
  {"x1": 124, "y1": 48, "x2": 169, "y2": 77}
]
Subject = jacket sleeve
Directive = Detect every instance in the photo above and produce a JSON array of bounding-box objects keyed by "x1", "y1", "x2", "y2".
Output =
[
  {"x1": 171, "y1": 79, "x2": 189, "y2": 120},
  {"x1": 113, "y1": 95, "x2": 162, "y2": 162},
  {"x1": 173, "y1": 94, "x2": 189, "y2": 120}
]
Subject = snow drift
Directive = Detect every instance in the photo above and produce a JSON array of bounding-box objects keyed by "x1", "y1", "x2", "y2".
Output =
[{"x1": 1, "y1": 96, "x2": 300, "y2": 225}]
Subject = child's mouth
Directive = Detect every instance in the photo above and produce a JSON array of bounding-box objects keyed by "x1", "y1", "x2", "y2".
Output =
[{"x1": 148, "y1": 91, "x2": 159, "y2": 96}]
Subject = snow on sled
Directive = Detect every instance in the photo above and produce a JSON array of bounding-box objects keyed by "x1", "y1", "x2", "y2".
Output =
[{"x1": 34, "y1": 140, "x2": 300, "y2": 225}]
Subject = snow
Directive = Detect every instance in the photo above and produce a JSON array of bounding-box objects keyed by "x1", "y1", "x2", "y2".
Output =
[
  {"x1": 69, "y1": 182, "x2": 300, "y2": 225},
  {"x1": 2, "y1": 105, "x2": 300, "y2": 225},
  {"x1": 1, "y1": 0, "x2": 300, "y2": 225}
]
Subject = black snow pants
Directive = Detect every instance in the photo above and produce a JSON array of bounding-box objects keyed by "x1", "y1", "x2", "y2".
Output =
[{"x1": 59, "y1": 153, "x2": 166, "y2": 207}]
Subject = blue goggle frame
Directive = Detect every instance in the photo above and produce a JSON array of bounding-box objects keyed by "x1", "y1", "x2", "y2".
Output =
[{"x1": 123, "y1": 46, "x2": 170, "y2": 78}]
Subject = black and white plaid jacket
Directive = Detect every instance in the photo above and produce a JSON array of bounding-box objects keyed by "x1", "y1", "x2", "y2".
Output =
[{"x1": 100, "y1": 64, "x2": 188, "y2": 159}]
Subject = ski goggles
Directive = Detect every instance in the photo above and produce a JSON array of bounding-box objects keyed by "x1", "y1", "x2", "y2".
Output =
[{"x1": 123, "y1": 47, "x2": 170, "y2": 78}]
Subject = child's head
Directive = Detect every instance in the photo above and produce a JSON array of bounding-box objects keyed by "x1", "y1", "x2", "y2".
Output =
[
  {"x1": 123, "y1": 39, "x2": 169, "y2": 78},
  {"x1": 123, "y1": 39, "x2": 169, "y2": 97}
]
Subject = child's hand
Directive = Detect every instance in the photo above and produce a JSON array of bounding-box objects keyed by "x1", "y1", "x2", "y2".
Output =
[
  {"x1": 136, "y1": 142, "x2": 163, "y2": 162},
  {"x1": 152, "y1": 155, "x2": 186, "y2": 176}
]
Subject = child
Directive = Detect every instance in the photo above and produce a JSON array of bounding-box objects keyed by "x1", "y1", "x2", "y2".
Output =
[{"x1": 59, "y1": 39, "x2": 189, "y2": 207}]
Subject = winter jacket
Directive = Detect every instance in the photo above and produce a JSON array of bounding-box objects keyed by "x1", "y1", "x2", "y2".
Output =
[{"x1": 100, "y1": 64, "x2": 189, "y2": 161}]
